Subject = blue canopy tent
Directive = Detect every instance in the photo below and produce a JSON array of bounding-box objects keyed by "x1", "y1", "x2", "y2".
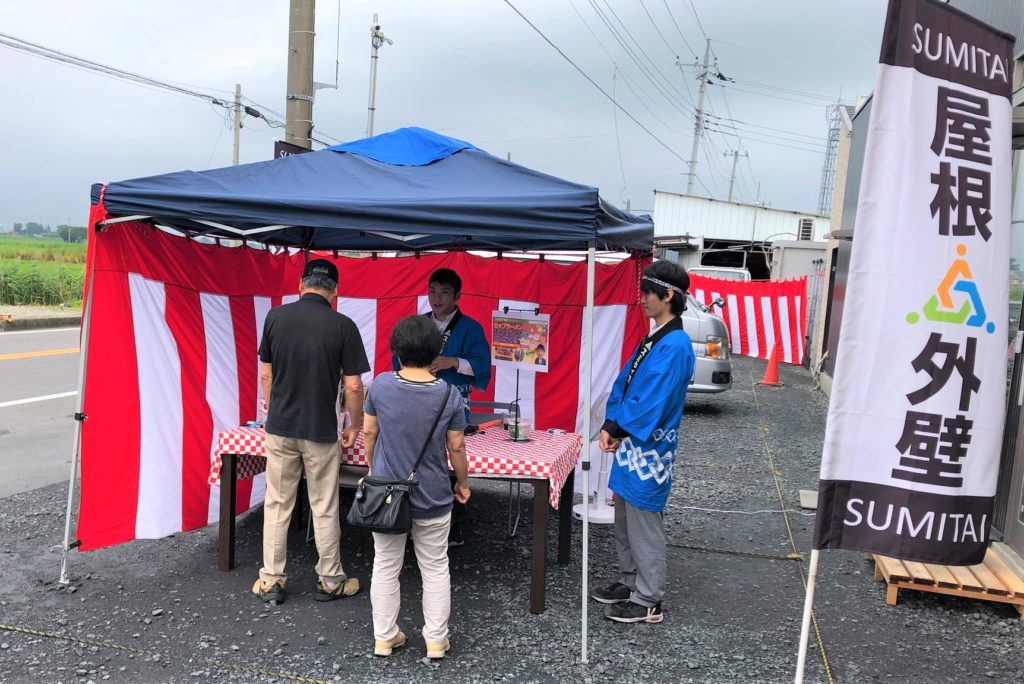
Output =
[
  {"x1": 89, "y1": 126, "x2": 651, "y2": 253},
  {"x1": 66, "y1": 128, "x2": 654, "y2": 662}
]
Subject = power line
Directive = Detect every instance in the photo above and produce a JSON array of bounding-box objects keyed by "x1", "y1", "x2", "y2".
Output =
[
  {"x1": 568, "y1": 0, "x2": 695, "y2": 131},
  {"x1": 0, "y1": 32, "x2": 230, "y2": 105},
  {"x1": 730, "y1": 78, "x2": 848, "y2": 104},
  {"x1": 662, "y1": 0, "x2": 699, "y2": 60},
  {"x1": 705, "y1": 111, "x2": 826, "y2": 141},
  {"x1": 584, "y1": 0, "x2": 695, "y2": 117},
  {"x1": 705, "y1": 128, "x2": 826, "y2": 154},
  {"x1": 502, "y1": 0, "x2": 693, "y2": 167},
  {"x1": 706, "y1": 117, "x2": 826, "y2": 148},
  {"x1": 722, "y1": 84, "x2": 841, "y2": 108},
  {"x1": 597, "y1": 0, "x2": 696, "y2": 108},
  {"x1": 0, "y1": 31, "x2": 344, "y2": 150},
  {"x1": 612, "y1": 67, "x2": 628, "y2": 202},
  {"x1": 568, "y1": 0, "x2": 701, "y2": 145},
  {"x1": 687, "y1": 0, "x2": 710, "y2": 40},
  {"x1": 639, "y1": 0, "x2": 682, "y2": 59}
]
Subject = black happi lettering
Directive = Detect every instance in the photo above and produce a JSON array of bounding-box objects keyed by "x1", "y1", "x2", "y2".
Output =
[
  {"x1": 930, "y1": 86, "x2": 992, "y2": 164},
  {"x1": 892, "y1": 411, "x2": 968, "y2": 488},
  {"x1": 906, "y1": 334, "x2": 980, "y2": 411}
]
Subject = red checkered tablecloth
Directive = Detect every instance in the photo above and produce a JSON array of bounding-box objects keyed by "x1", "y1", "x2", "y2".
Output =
[{"x1": 209, "y1": 427, "x2": 582, "y2": 509}]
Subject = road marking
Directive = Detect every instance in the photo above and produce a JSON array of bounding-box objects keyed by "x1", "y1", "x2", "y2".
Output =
[
  {"x1": 0, "y1": 391, "x2": 78, "y2": 409},
  {"x1": 0, "y1": 347, "x2": 79, "y2": 361},
  {"x1": 0, "y1": 326, "x2": 80, "y2": 335}
]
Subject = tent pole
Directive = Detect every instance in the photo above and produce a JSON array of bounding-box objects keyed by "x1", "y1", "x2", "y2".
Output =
[
  {"x1": 58, "y1": 255, "x2": 96, "y2": 585},
  {"x1": 793, "y1": 548, "x2": 820, "y2": 684},
  {"x1": 580, "y1": 242, "x2": 596, "y2": 664}
]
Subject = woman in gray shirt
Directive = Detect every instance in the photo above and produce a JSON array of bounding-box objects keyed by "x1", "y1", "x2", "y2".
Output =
[{"x1": 363, "y1": 315, "x2": 470, "y2": 660}]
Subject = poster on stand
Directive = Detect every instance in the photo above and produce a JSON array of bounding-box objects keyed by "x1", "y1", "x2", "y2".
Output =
[{"x1": 491, "y1": 311, "x2": 550, "y2": 372}]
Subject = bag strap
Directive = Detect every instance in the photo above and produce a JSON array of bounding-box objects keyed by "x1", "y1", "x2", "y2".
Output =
[
  {"x1": 409, "y1": 383, "x2": 452, "y2": 478},
  {"x1": 437, "y1": 308, "x2": 463, "y2": 356}
]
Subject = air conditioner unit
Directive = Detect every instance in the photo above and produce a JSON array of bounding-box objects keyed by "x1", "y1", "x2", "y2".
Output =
[{"x1": 798, "y1": 217, "x2": 814, "y2": 241}]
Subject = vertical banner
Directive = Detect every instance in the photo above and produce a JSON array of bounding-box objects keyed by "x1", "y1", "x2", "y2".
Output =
[{"x1": 814, "y1": 0, "x2": 1014, "y2": 565}]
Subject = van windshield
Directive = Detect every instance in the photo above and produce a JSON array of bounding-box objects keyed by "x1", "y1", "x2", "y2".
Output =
[{"x1": 689, "y1": 268, "x2": 750, "y2": 281}]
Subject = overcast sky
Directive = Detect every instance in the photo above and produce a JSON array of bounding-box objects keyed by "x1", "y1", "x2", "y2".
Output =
[{"x1": 0, "y1": 0, "x2": 889, "y2": 231}]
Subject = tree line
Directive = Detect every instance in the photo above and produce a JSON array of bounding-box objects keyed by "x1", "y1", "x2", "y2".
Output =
[{"x1": 11, "y1": 222, "x2": 88, "y2": 243}]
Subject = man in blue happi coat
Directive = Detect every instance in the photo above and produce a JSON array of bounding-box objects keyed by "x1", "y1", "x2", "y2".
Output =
[
  {"x1": 590, "y1": 261, "x2": 695, "y2": 624},
  {"x1": 394, "y1": 268, "x2": 491, "y2": 546}
]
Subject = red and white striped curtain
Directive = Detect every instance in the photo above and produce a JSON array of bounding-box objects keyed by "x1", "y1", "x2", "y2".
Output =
[
  {"x1": 689, "y1": 274, "x2": 808, "y2": 365},
  {"x1": 76, "y1": 222, "x2": 648, "y2": 551}
]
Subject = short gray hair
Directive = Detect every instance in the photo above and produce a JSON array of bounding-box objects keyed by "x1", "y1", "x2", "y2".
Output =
[{"x1": 301, "y1": 273, "x2": 337, "y2": 293}]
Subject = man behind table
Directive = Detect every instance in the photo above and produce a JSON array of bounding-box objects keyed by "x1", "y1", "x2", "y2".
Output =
[
  {"x1": 394, "y1": 268, "x2": 491, "y2": 546},
  {"x1": 252, "y1": 258, "x2": 370, "y2": 604}
]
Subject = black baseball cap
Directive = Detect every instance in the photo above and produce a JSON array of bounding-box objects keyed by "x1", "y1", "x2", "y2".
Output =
[{"x1": 302, "y1": 258, "x2": 338, "y2": 282}]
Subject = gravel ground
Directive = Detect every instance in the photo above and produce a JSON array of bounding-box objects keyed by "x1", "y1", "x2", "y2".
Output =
[{"x1": 1, "y1": 356, "x2": 1022, "y2": 683}]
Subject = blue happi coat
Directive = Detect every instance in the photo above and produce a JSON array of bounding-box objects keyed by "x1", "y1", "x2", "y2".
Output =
[{"x1": 605, "y1": 321, "x2": 695, "y2": 512}]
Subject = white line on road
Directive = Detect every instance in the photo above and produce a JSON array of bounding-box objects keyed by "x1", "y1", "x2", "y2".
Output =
[
  {"x1": 0, "y1": 391, "x2": 78, "y2": 408},
  {"x1": 0, "y1": 327, "x2": 80, "y2": 336}
]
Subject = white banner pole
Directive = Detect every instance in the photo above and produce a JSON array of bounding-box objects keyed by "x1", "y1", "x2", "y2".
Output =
[
  {"x1": 580, "y1": 242, "x2": 595, "y2": 665},
  {"x1": 793, "y1": 548, "x2": 820, "y2": 684},
  {"x1": 59, "y1": 253, "x2": 96, "y2": 584}
]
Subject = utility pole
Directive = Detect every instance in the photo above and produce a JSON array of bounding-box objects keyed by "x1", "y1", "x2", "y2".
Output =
[
  {"x1": 365, "y1": 14, "x2": 393, "y2": 137},
  {"x1": 285, "y1": 0, "x2": 315, "y2": 150},
  {"x1": 685, "y1": 39, "x2": 712, "y2": 196},
  {"x1": 724, "y1": 149, "x2": 748, "y2": 203},
  {"x1": 232, "y1": 83, "x2": 241, "y2": 165}
]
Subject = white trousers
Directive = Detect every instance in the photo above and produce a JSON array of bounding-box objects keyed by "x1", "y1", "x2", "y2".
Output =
[{"x1": 370, "y1": 512, "x2": 452, "y2": 644}]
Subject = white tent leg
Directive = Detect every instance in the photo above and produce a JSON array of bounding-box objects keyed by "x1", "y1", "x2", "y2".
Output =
[
  {"x1": 58, "y1": 261, "x2": 95, "y2": 585},
  {"x1": 580, "y1": 243, "x2": 596, "y2": 664},
  {"x1": 794, "y1": 548, "x2": 820, "y2": 684}
]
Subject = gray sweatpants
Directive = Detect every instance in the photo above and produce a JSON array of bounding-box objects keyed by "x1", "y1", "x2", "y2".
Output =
[{"x1": 614, "y1": 496, "x2": 666, "y2": 607}]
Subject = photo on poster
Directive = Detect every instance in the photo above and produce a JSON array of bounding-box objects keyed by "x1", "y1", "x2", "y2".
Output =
[{"x1": 491, "y1": 311, "x2": 550, "y2": 372}]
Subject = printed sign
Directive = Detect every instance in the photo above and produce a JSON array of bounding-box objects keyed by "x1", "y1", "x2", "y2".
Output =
[
  {"x1": 813, "y1": 0, "x2": 1014, "y2": 565},
  {"x1": 491, "y1": 311, "x2": 550, "y2": 373}
]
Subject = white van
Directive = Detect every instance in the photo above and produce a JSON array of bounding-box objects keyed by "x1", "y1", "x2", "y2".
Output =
[
  {"x1": 688, "y1": 266, "x2": 752, "y2": 282},
  {"x1": 681, "y1": 294, "x2": 732, "y2": 393}
]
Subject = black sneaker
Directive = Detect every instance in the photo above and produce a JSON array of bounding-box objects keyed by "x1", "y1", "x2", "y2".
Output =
[
  {"x1": 448, "y1": 523, "x2": 465, "y2": 547},
  {"x1": 251, "y1": 578, "x2": 286, "y2": 604},
  {"x1": 604, "y1": 601, "x2": 663, "y2": 624},
  {"x1": 590, "y1": 581, "x2": 631, "y2": 604}
]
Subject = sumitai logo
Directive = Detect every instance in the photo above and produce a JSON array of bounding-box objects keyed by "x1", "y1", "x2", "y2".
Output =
[{"x1": 912, "y1": 23, "x2": 1009, "y2": 84}]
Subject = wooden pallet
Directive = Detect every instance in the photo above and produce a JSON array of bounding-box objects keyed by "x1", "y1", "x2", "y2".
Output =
[{"x1": 872, "y1": 546, "x2": 1024, "y2": 619}]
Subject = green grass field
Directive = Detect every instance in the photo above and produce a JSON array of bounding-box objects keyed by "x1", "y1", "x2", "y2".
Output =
[
  {"x1": 0, "y1": 235, "x2": 86, "y2": 263},
  {"x1": 0, "y1": 236, "x2": 86, "y2": 305}
]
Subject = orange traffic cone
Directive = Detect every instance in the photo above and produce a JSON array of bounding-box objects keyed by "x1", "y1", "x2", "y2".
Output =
[{"x1": 758, "y1": 342, "x2": 783, "y2": 387}]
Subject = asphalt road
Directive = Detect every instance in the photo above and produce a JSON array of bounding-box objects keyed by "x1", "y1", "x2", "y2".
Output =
[{"x1": 0, "y1": 326, "x2": 80, "y2": 499}]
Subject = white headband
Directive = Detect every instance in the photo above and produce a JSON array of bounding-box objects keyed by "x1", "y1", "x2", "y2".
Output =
[{"x1": 642, "y1": 275, "x2": 686, "y2": 296}]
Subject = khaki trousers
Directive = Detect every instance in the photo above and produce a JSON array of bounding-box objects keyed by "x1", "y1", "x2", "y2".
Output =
[
  {"x1": 370, "y1": 512, "x2": 451, "y2": 644},
  {"x1": 259, "y1": 433, "x2": 345, "y2": 585}
]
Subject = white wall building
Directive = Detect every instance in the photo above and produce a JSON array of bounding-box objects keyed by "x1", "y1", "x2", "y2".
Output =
[
  {"x1": 653, "y1": 191, "x2": 830, "y2": 243},
  {"x1": 652, "y1": 191, "x2": 830, "y2": 280}
]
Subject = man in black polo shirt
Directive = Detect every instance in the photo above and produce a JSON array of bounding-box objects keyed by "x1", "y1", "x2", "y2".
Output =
[{"x1": 252, "y1": 259, "x2": 370, "y2": 604}]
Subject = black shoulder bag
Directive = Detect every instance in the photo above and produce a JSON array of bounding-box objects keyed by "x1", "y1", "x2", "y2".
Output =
[{"x1": 346, "y1": 383, "x2": 452, "y2": 534}]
